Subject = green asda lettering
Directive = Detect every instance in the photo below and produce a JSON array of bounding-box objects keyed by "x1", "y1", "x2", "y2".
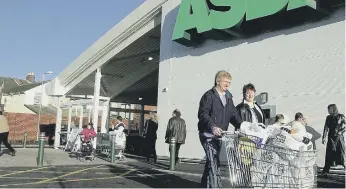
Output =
[{"x1": 172, "y1": 0, "x2": 317, "y2": 46}]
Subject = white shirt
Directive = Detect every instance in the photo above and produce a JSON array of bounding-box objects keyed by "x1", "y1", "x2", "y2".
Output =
[
  {"x1": 244, "y1": 100, "x2": 264, "y2": 124},
  {"x1": 115, "y1": 122, "x2": 125, "y2": 133}
]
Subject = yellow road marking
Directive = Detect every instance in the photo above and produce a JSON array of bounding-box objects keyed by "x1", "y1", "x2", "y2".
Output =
[
  {"x1": 34, "y1": 165, "x2": 104, "y2": 184},
  {"x1": 0, "y1": 167, "x2": 50, "y2": 178},
  {"x1": 0, "y1": 168, "x2": 137, "y2": 187},
  {"x1": 0, "y1": 170, "x2": 116, "y2": 175},
  {"x1": 2, "y1": 170, "x2": 159, "y2": 184},
  {"x1": 56, "y1": 169, "x2": 137, "y2": 182},
  {"x1": 0, "y1": 176, "x2": 50, "y2": 180}
]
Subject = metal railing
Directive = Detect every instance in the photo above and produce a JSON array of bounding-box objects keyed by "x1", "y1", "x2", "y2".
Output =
[{"x1": 96, "y1": 133, "x2": 112, "y2": 156}]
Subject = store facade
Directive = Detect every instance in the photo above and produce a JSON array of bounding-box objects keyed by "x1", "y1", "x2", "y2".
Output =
[{"x1": 155, "y1": 0, "x2": 345, "y2": 165}]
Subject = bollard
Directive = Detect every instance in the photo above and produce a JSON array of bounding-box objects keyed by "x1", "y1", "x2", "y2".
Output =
[
  {"x1": 110, "y1": 135, "x2": 116, "y2": 163},
  {"x1": 23, "y1": 132, "x2": 27, "y2": 148},
  {"x1": 169, "y1": 138, "x2": 176, "y2": 171},
  {"x1": 37, "y1": 132, "x2": 45, "y2": 166}
]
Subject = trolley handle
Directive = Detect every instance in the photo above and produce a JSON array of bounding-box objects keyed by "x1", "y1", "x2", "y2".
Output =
[{"x1": 221, "y1": 131, "x2": 235, "y2": 135}]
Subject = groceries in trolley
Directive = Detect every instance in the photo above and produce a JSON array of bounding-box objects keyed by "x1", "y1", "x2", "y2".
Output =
[
  {"x1": 109, "y1": 121, "x2": 127, "y2": 161},
  {"x1": 222, "y1": 122, "x2": 316, "y2": 189}
]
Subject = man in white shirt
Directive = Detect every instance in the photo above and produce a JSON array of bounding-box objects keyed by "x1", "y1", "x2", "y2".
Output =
[{"x1": 114, "y1": 116, "x2": 125, "y2": 133}]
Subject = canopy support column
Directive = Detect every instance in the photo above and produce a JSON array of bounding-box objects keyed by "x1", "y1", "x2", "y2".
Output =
[
  {"x1": 54, "y1": 96, "x2": 62, "y2": 149},
  {"x1": 92, "y1": 68, "x2": 102, "y2": 148},
  {"x1": 101, "y1": 101, "x2": 109, "y2": 133}
]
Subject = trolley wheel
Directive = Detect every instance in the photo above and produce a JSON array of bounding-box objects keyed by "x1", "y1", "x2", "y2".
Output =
[
  {"x1": 86, "y1": 156, "x2": 95, "y2": 161},
  {"x1": 117, "y1": 156, "x2": 125, "y2": 161},
  {"x1": 78, "y1": 156, "x2": 86, "y2": 162}
]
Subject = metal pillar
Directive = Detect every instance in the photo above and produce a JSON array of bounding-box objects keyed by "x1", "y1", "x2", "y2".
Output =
[
  {"x1": 37, "y1": 132, "x2": 45, "y2": 166},
  {"x1": 79, "y1": 106, "x2": 83, "y2": 129},
  {"x1": 23, "y1": 132, "x2": 27, "y2": 148},
  {"x1": 101, "y1": 101, "x2": 109, "y2": 133},
  {"x1": 111, "y1": 134, "x2": 116, "y2": 163},
  {"x1": 54, "y1": 97, "x2": 62, "y2": 149},
  {"x1": 128, "y1": 104, "x2": 132, "y2": 133},
  {"x1": 88, "y1": 108, "x2": 92, "y2": 123},
  {"x1": 169, "y1": 138, "x2": 177, "y2": 171},
  {"x1": 140, "y1": 104, "x2": 145, "y2": 134},
  {"x1": 67, "y1": 106, "x2": 72, "y2": 137},
  {"x1": 107, "y1": 101, "x2": 112, "y2": 133},
  {"x1": 36, "y1": 75, "x2": 45, "y2": 141},
  {"x1": 92, "y1": 68, "x2": 101, "y2": 148}
]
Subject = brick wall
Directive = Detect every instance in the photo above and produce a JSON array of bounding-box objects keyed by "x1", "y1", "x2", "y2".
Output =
[
  {"x1": 5, "y1": 105, "x2": 157, "y2": 142},
  {"x1": 5, "y1": 112, "x2": 56, "y2": 142}
]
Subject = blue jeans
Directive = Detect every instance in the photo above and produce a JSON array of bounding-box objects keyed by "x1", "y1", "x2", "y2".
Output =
[{"x1": 200, "y1": 134, "x2": 222, "y2": 188}]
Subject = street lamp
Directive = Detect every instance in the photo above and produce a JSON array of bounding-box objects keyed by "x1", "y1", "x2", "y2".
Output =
[{"x1": 36, "y1": 71, "x2": 53, "y2": 141}]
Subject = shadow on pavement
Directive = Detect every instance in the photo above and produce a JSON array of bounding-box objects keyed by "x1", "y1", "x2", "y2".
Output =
[
  {"x1": 317, "y1": 174, "x2": 345, "y2": 188},
  {"x1": 107, "y1": 165, "x2": 200, "y2": 188},
  {"x1": 47, "y1": 167, "x2": 67, "y2": 188},
  {"x1": 0, "y1": 149, "x2": 10, "y2": 156}
]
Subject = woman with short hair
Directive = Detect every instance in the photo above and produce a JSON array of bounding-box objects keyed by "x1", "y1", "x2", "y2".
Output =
[{"x1": 236, "y1": 83, "x2": 265, "y2": 125}]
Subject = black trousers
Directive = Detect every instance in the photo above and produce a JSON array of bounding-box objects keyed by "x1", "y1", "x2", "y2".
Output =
[
  {"x1": 0, "y1": 132, "x2": 15, "y2": 153},
  {"x1": 146, "y1": 138, "x2": 157, "y2": 161},
  {"x1": 200, "y1": 134, "x2": 222, "y2": 189},
  {"x1": 169, "y1": 143, "x2": 181, "y2": 163},
  {"x1": 323, "y1": 137, "x2": 345, "y2": 173}
]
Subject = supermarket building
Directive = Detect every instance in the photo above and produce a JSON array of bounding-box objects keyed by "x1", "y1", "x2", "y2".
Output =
[{"x1": 46, "y1": 0, "x2": 345, "y2": 164}]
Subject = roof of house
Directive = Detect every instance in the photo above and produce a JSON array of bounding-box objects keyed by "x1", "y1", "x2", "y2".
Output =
[{"x1": 0, "y1": 77, "x2": 48, "y2": 94}]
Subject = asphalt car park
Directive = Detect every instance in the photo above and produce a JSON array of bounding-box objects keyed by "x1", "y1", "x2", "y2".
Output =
[
  {"x1": 0, "y1": 164, "x2": 204, "y2": 188},
  {"x1": 0, "y1": 161, "x2": 344, "y2": 188}
]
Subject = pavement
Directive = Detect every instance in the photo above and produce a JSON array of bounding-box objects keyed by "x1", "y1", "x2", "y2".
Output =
[{"x1": 0, "y1": 148, "x2": 344, "y2": 188}]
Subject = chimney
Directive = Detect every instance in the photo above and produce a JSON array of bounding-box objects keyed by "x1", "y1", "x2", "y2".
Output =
[{"x1": 26, "y1": 72, "x2": 35, "y2": 83}]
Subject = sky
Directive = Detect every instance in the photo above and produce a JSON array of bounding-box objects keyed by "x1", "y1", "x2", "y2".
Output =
[{"x1": 0, "y1": 0, "x2": 145, "y2": 80}]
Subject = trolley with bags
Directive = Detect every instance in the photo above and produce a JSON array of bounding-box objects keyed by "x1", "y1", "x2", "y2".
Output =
[
  {"x1": 221, "y1": 125, "x2": 317, "y2": 189},
  {"x1": 109, "y1": 130, "x2": 127, "y2": 161}
]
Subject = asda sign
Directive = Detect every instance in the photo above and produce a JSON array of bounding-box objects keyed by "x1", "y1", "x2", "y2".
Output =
[{"x1": 172, "y1": 0, "x2": 318, "y2": 46}]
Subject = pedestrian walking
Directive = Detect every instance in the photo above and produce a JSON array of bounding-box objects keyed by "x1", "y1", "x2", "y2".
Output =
[
  {"x1": 322, "y1": 104, "x2": 345, "y2": 176},
  {"x1": 236, "y1": 83, "x2": 265, "y2": 125},
  {"x1": 165, "y1": 109, "x2": 186, "y2": 164},
  {"x1": 197, "y1": 70, "x2": 243, "y2": 188},
  {"x1": 143, "y1": 111, "x2": 158, "y2": 164},
  {"x1": 0, "y1": 110, "x2": 16, "y2": 156}
]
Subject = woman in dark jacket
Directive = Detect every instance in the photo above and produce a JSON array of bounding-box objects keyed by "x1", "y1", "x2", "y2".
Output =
[
  {"x1": 322, "y1": 104, "x2": 345, "y2": 176},
  {"x1": 236, "y1": 83, "x2": 265, "y2": 125},
  {"x1": 144, "y1": 111, "x2": 158, "y2": 163}
]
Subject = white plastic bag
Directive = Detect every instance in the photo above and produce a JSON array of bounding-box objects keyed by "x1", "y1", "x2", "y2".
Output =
[{"x1": 240, "y1": 122, "x2": 268, "y2": 145}]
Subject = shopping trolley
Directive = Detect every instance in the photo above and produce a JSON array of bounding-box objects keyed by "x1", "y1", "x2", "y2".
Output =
[
  {"x1": 78, "y1": 134, "x2": 96, "y2": 162},
  {"x1": 109, "y1": 131, "x2": 126, "y2": 161},
  {"x1": 221, "y1": 131, "x2": 317, "y2": 189}
]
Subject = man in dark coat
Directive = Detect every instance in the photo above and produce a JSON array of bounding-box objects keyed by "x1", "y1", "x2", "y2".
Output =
[
  {"x1": 198, "y1": 70, "x2": 243, "y2": 188},
  {"x1": 144, "y1": 111, "x2": 158, "y2": 163},
  {"x1": 165, "y1": 109, "x2": 186, "y2": 164}
]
